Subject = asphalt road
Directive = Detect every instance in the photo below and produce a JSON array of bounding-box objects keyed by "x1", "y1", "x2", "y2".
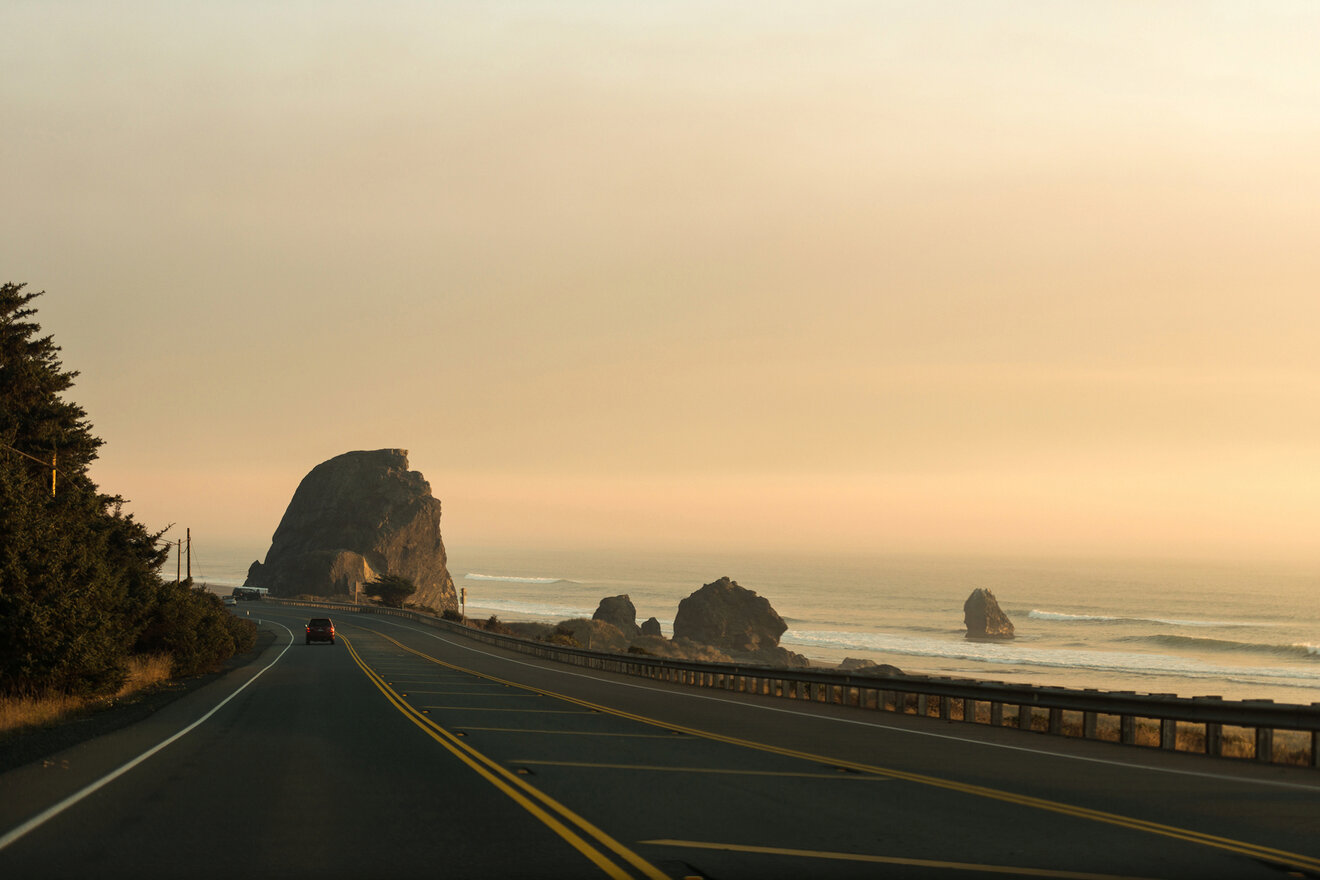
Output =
[{"x1": 2, "y1": 607, "x2": 1318, "y2": 879}]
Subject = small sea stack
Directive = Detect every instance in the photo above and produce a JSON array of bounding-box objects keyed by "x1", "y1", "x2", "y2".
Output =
[
  {"x1": 964, "y1": 588, "x2": 1015, "y2": 640},
  {"x1": 592, "y1": 594, "x2": 642, "y2": 638}
]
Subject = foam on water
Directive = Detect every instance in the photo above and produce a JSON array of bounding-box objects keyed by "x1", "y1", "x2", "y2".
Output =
[
  {"x1": 465, "y1": 572, "x2": 578, "y2": 585},
  {"x1": 1028, "y1": 609, "x2": 1262, "y2": 628}
]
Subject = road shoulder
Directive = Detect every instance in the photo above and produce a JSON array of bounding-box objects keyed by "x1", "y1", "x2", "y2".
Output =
[{"x1": 0, "y1": 628, "x2": 277, "y2": 775}]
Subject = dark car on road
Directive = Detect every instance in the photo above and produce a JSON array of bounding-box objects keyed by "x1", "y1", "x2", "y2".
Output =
[{"x1": 306, "y1": 618, "x2": 335, "y2": 645}]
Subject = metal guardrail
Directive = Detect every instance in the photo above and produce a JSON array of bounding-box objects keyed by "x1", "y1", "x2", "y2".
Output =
[{"x1": 265, "y1": 597, "x2": 1320, "y2": 768}]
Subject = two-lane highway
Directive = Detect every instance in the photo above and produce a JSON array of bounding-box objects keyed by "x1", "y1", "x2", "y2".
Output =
[{"x1": 3, "y1": 607, "x2": 1318, "y2": 879}]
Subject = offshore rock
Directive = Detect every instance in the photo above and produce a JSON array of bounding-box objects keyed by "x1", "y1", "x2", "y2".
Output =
[
  {"x1": 964, "y1": 588, "x2": 1015, "y2": 640},
  {"x1": 673, "y1": 576, "x2": 788, "y2": 654},
  {"x1": 245, "y1": 449, "x2": 456, "y2": 610},
  {"x1": 592, "y1": 595, "x2": 641, "y2": 638},
  {"x1": 640, "y1": 616, "x2": 662, "y2": 638}
]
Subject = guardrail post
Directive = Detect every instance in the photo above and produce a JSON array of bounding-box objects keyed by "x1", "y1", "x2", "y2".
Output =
[
  {"x1": 1251, "y1": 728, "x2": 1272, "y2": 765},
  {"x1": 1245, "y1": 700, "x2": 1276, "y2": 763},
  {"x1": 1160, "y1": 719, "x2": 1177, "y2": 750},
  {"x1": 991, "y1": 702, "x2": 1003, "y2": 727},
  {"x1": 918, "y1": 694, "x2": 930, "y2": 717},
  {"x1": 1048, "y1": 708, "x2": 1062, "y2": 735},
  {"x1": 938, "y1": 696, "x2": 950, "y2": 721},
  {"x1": 1312, "y1": 705, "x2": 1319, "y2": 768},
  {"x1": 1256, "y1": 727, "x2": 1275, "y2": 763},
  {"x1": 1120, "y1": 715, "x2": 1136, "y2": 745},
  {"x1": 1018, "y1": 705, "x2": 1033, "y2": 731},
  {"x1": 1083, "y1": 712, "x2": 1098, "y2": 739},
  {"x1": 1194, "y1": 696, "x2": 1223, "y2": 756}
]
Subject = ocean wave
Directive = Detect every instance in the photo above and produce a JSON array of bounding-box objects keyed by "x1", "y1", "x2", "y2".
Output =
[
  {"x1": 779, "y1": 629, "x2": 1320, "y2": 687},
  {"x1": 460, "y1": 596, "x2": 594, "y2": 620},
  {"x1": 1119, "y1": 634, "x2": 1320, "y2": 660},
  {"x1": 464, "y1": 572, "x2": 576, "y2": 585},
  {"x1": 1028, "y1": 609, "x2": 1260, "y2": 628},
  {"x1": 1028, "y1": 610, "x2": 1120, "y2": 623}
]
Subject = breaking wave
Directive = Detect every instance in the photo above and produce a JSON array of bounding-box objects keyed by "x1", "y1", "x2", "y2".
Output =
[
  {"x1": 464, "y1": 572, "x2": 577, "y2": 585},
  {"x1": 1028, "y1": 609, "x2": 1259, "y2": 628},
  {"x1": 1119, "y1": 634, "x2": 1320, "y2": 660}
]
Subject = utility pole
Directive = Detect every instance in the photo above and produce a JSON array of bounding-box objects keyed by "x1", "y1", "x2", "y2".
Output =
[
  {"x1": 461, "y1": 587, "x2": 466, "y2": 619},
  {"x1": 50, "y1": 448, "x2": 56, "y2": 497},
  {"x1": 186, "y1": 528, "x2": 191, "y2": 581}
]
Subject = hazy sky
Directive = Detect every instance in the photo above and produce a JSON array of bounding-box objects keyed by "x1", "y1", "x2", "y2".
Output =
[{"x1": 5, "y1": 2, "x2": 1320, "y2": 564}]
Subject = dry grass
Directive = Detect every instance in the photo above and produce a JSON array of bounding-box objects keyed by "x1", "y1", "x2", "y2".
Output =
[{"x1": 0, "y1": 654, "x2": 174, "y2": 736}]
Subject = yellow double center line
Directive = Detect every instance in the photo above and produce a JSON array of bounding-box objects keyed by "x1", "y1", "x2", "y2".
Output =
[
  {"x1": 354, "y1": 627, "x2": 1320, "y2": 876},
  {"x1": 341, "y1": 634, "x2": 668, "y2": 880}
]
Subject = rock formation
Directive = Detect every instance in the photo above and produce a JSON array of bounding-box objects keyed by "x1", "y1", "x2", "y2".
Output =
[
  {"x1": 245, "y1": 449, "x2": 456, "y2": 610},
  {"x1": 838, "y1": 657, "x2": 903, "y2": 676},
  {"x1": 592, "y1": 595, "x2": 641, "y2": 638},
  {"x1": 640, "y1": 616, "x2": 662, "y2": 638},
  {"x1": 671, "y1": 576, "x2": 807, "y2": 666},
  {"x1": 673, "y1": 576, "x2": 787, "y2": 653},
  {"x1": 964, "y1": 588, "x2": 1015, "y2": 640}
]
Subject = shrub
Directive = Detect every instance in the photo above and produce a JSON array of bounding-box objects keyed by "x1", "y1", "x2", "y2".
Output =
[
  {"x1": 134, "y1": 584, "x2": 241, "y2": 676},
  {"x1": 365, "y1": 573, "x2": 417, "y2": 609},
  {"x1": 225, "y1": 615, "x2": 258, "y2": 654},
  {"x1": 404, "y1": 602, "x2": 439, "y2": 616}
]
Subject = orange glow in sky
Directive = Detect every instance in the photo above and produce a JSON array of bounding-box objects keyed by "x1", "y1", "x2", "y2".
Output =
[{"x1": 5, "y1": 3, "x2": 1319, "y2": 562}]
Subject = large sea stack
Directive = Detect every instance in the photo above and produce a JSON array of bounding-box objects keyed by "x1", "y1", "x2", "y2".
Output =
[
  {"x1": 245, "y1": 449, "x2": 456, "y2": 610},
  {"x1": 964, "y1": 588, "x2": 1015, "y2": 640}
]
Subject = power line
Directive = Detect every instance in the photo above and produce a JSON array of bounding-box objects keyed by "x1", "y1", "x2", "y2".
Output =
[{"x1": 0, "y1": 441, "x2": 71, "y2": 495}]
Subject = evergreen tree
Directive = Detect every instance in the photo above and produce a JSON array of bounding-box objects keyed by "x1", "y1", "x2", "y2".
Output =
[
  {"x1": 0, "y1": 283, "x2": 102, "y2": 481},
  {"x1": 367, "y1": 573, "x2": 417, "y2": 609},
  {"x1": 0, "y1": 283, "x2": 168, "y2": 695}
]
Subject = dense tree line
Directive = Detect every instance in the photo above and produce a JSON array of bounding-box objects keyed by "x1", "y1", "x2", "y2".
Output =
[{"x1": 0, "y1": 282, "x2": 254, "y2": 697}]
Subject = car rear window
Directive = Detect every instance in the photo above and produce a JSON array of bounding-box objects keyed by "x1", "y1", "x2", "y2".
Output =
[{"x1": 310, "y1": 618, "x2": 333, "y2": 626}]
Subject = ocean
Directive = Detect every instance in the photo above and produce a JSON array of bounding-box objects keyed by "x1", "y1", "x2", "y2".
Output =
[{"x1": 187, "y1": 543, "x2": 1319, "y2": 706}]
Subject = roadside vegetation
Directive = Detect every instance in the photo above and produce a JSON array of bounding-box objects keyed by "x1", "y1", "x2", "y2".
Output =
[
  {"x1": 0, "y1": 282, "x2": 256, "y2": 738},
  {"x1": 365, "y1": 573, "x2": 417, "y2": 608}
]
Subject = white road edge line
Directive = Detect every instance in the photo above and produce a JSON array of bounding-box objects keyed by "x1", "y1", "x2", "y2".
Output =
[
  {"x1": 350, "y1": 614, "x2": 1320, "y2": 794},
  {"x1": 0, "y1": 622, "x2": 295, "y2": 853}
]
